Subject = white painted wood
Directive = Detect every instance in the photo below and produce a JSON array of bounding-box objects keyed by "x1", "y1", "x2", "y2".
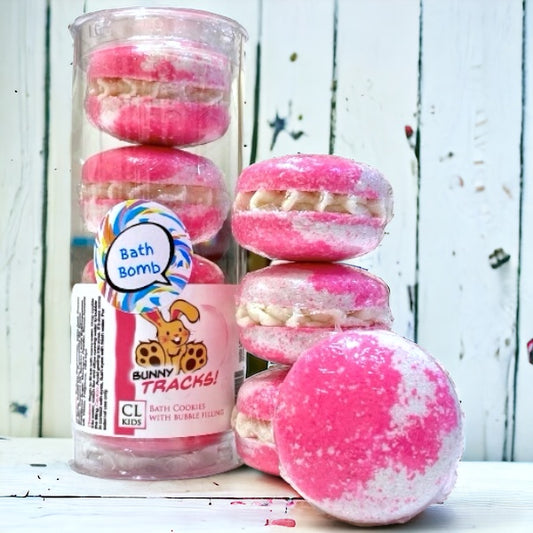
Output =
[
  {"x1": 41, "y1": 0, "x2": 86, "y2": 440},
  {"x1": 2, "y1": 0, "x2": 533, "y2": 461},
  {"x1": 2, "y1": 439, "x2": 533, "y2": 532},
  {"x1": 0, "y1": 498, "x2": 317, "y2": 533},
  {"x1": 254, "y1": 0, "x2": 335, "y2": 159},
  {"x1": 333, "y1": 0, "x2": 420, "y2": 341},
  {"x1": 0, "y1": 0, "x2": 48, "y2": 437},
  {"x1": 417, "y1": 0, "x2": 523, "y2": 460},
  {"x1": 513, "y1": 0, "x2": 533, "y2": 461},
  {"x1": 0, "y1": 438, "x2": 298, "y2": 498}
]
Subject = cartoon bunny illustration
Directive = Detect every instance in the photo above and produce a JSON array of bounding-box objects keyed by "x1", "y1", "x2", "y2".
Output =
[{"x1": 135, "y1": 299, "x2": 208, "y2": 373}]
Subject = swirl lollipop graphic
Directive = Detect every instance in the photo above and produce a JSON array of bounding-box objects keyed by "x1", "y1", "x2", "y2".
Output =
[{"x1": 94, "y1": 200, "x2": 193, "y2": 313}]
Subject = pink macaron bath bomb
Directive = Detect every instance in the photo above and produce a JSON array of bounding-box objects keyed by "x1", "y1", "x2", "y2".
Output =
[
  {"x1": 236, "y1": 262, "x2": 392, "y2": 364},
  {"x1": 231, "y1": 365, "x2": 289, "y2": 476},
  {"x1": 273, "y1": 330, "x2": 464, "y2": 526},
  {"x1": 85, "y1": 42, "x2": 231, "y2": 146},
  {"x1": 80, "y1": 145, "x2": 230, "y2": 242},
  {"x1": 232, "y1": 154, "x2": 393, "y2": 261},
  {"x1": 188, "y1": 254, "x2": 225, "y2": 284}
]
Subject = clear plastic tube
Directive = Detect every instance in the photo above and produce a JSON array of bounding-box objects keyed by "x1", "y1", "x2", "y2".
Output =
[{"x1": 69, "y1": 7, "x2": 248, "y2": 479}]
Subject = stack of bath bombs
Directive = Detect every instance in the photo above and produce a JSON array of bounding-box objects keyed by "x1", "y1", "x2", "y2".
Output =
[
  {"x1": 74, "y1": 38, "x2": 237, "y2": 466},
  {"x1": 79, "y1": 39, "x2": 234, "y2": 281},
  {"x1": 230, "y1": 154, "x2": 464, "y2": 526}
]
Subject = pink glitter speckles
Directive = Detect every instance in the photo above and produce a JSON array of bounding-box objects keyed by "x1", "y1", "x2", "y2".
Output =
[{"x1": 424, "y1": 367, "x2": 461, "y2": 434}]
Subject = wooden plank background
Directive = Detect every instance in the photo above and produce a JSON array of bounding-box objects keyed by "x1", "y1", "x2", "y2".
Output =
[{"x1": 0, "y1": 0, "x2": 531, "y2": 461}]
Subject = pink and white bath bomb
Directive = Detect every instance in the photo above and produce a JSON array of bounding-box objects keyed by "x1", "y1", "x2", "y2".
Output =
[
  {"x1": 85, "y1": 42, "x2": 231, "y2": 147},
  {"x1": 80, "y1": 145, "x2": 229, "y2": 242},
  {"x1": 231, "y1": 365, "x2": 289, "y2": 476},
  {"x1": 236, "y1": 262, "x2": 392, "y2": 365},
  {"x1": 273, "y1": 329, "x2": 464, "y2": 526},
  {"x1": 231, "y1": 154, "x2": 393, "y2": 261}
]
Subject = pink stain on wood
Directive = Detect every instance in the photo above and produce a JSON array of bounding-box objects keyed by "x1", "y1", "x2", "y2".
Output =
[{"x1": 265, "y1": 518, "x2": 296, "y2": 527}]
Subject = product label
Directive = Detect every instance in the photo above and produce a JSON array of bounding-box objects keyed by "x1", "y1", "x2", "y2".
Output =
[
  {"x1": 93, "y1": 200, "x2": 192, "y2": 314},
  {"x1": 71, "y1": 283, "x2": 245, "y2": 438}
]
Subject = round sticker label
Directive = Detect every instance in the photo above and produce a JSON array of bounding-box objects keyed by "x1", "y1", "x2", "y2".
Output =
[{"x1": 94, "y1": 200, "x2": 192, "y2": 313}]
